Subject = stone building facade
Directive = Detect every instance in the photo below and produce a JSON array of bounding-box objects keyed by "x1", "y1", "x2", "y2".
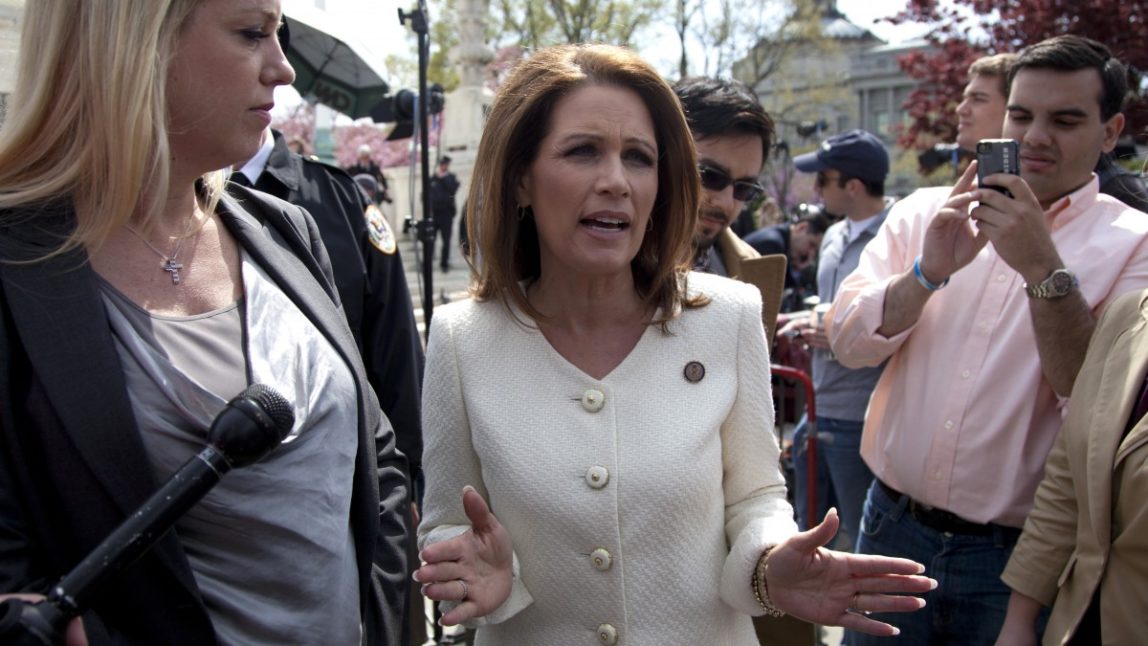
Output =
[{"x1": 740, "y1": 1, "x2": 930, "y2": 198}]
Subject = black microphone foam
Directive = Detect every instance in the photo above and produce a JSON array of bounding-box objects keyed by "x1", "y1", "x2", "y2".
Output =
[
  {"x1": 50, "y1": 385, "x2": 293, "y2": 616},
  {"x1": 0, "y1": 384, "x2": 296, "y2": 644},
  {"x1": 208, "y1": 383, "x2": 295, "y2": 467}
]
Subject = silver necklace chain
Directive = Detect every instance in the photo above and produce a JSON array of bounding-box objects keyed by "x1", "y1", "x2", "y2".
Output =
[{"x1": 123, "y1": 214, "x2": 202, "y2": 285}]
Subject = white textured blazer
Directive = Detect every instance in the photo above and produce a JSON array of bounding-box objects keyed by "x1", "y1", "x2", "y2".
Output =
[{"x1": 420, "y1": 272, "x2": 797, "y2": 646}]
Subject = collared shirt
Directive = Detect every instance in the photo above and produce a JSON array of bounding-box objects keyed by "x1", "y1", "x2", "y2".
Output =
[
  {"x1": 812, "y1": 199, "x2": 892, "y2": 421},
  {"x1": 847, "y1": 212, "x2": 882, "y2": 244},
  {"x1": 827, "y1": 177, "x2": 1148, "y2": 527},
  {"x1": 235, "y1": 134, "x2": 275, "y2": 184},
  {"x1": 698, "y1": 244, "x2": 729, "y2": 277}
]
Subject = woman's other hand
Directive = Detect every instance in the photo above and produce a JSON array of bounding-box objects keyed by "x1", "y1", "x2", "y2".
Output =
[
  {"x1": 764, "y1": 508, "x2": 937, "y2": 636},
  {"x1": 414, "y1": 486, "x2": 513, "y2": 626}
]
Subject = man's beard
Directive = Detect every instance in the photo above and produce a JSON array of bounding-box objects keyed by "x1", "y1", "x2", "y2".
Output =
[
  {"x1": 693, "y1": 229, "x2": 716, "y2": 251},
  {"x1": 692, "y1": 208, "x2": 727, "y2": 253}
]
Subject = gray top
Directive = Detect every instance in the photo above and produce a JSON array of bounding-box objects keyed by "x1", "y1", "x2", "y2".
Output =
[
  {"x1": 98, "y1": 282, "x2": 247, "y2": 397},
  {"x1": 811, "y1": 200, "x2": 893, "y2": 421},
  {"x1": 99, "y1": 251, "x2": 362, "y2": 645}
]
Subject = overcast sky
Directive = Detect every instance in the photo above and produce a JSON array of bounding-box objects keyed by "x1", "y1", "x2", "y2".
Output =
[
  {"x1": 837, "y1": 0, "x2": 928, "y2": 39},
  {"x1": 275, "y1": 0, "x2": 930, "y2": 115}
]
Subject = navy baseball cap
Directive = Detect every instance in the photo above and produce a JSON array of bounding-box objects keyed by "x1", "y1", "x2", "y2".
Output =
[{"x1": 793, "y1": 129, "x2": 889, "y2": 184}]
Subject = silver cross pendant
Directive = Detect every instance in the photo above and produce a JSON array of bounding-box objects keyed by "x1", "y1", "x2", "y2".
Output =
[{"x1": 162, "y1": 258, "x2": 183, "y2": 285}]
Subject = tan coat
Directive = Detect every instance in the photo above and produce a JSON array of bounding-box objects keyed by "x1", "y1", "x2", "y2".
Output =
[
  {"x1": 1002, "y1": 288, "x2": 1148, "y2": 645},
  {"x1": 716, "y1": 230, "x2": 812, "y2": 645},
  {"x1": 717, "y1": 227, "x2": 788, "y2": 346}
]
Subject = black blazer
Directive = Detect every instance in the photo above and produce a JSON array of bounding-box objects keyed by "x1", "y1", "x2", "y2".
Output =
[{"x1": 0, "y1": 189, "x2": 409, "y2": 645}]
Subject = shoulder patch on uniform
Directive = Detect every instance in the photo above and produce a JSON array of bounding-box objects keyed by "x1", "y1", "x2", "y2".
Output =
[{"x1": 365, "y1": 204, "x2": 397, "y2": 255}]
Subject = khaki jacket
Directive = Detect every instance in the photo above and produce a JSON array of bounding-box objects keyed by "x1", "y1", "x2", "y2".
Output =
[
  {"x1": 716, "y1": 228, "x2": 811, "y2": 645},
  {"x1": 1002, "y1": 288, "x2": 1148, "y2": 645},
  {"x1": 717, "y1": 227, "x2": 788, "y2": 346}
]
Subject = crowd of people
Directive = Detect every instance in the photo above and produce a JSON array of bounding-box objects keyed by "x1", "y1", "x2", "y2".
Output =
[{"x1": 1, "y1": 2, "x2": 1146, "y2": 646}]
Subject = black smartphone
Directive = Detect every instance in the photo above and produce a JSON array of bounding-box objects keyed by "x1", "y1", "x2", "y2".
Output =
[{"x1": 976, "y1": 139, "x2": 1019, "y2": 197}]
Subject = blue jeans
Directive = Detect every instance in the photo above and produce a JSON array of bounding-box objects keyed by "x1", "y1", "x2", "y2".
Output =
[
  {"x1": 844, "y1": 481, "x2": 1025, "y2": 645},
  {"x1": 791, "y1": 416, "x2": 873, "y2": 545}
]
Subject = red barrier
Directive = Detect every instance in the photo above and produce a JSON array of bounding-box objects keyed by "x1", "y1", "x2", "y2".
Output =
[{"x1": 770, "y1": 364, "x2": 818, "y2": 529}]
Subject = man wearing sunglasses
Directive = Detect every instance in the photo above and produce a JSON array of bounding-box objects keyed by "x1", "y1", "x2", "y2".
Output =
[
  {"x1": 673, "y1": 77, "x2": 789, "y2": 347},
  {"x1": 778, "y1": 129, "x2": 893, "y2": 553},
  {"x1": 673, "y1": 76, "x2": 814, "y2": 646}
]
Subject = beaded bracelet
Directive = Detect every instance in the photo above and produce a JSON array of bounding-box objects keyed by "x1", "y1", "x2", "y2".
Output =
[{"x1": 751, "y1": 547, "x2": 785, "y2": 617}]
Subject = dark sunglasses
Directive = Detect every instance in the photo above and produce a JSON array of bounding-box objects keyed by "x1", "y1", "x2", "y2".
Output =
[
  {"x1": 815, "y1": 172, "x2": 844, "y2": 188},
  {"x1": 698, "y1": 164, "x2": 764, "y2": 202}
]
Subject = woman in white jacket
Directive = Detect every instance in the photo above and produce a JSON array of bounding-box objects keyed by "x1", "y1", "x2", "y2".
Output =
[{"x1": 415, "y1": 44, "x2": 935, "y2": 645}]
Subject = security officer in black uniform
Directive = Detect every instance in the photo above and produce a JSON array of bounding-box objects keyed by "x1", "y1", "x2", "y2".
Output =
[{"x1": 230, "y1": 128, "x2": 426, "y2": 645}]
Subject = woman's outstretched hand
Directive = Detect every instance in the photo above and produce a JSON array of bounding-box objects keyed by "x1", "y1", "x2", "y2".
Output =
[
  {"x1": 414, "y1": 486, "x2": 514, "y2": 626},
  {"x1": 765, "y1": 508, "x2": 937, "y2": 636}
]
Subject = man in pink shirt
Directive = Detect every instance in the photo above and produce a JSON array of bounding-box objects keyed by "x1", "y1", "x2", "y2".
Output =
[{"x1": 828, "y1": 36, "x2": 1148, "y2": 645}]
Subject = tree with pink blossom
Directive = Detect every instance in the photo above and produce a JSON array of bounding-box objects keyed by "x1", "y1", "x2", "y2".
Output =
[
  {"x1": 271, "y1": 103, "x2": 316, "y2": 155},
  {"x1": 332, "y1": 118, "x2": 443, "y2": 170}
]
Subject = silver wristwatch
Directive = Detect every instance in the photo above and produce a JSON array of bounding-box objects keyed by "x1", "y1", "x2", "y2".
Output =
[{"x1": 1024, "y1": 268, "x2": 1078, "y2": 299}]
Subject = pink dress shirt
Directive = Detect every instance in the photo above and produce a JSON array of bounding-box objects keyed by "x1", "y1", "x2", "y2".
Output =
[{"x1": 827, "y1": 178, "x2": 1148, "y2": 527}]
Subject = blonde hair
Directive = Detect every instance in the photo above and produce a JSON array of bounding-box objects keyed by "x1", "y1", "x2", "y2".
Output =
[
  {"x1": 0, "y1": 0, "x2": 224, "y2": 257},
  {"x1": 467, "y1": 44, "x2": 704, "y2": 325}
]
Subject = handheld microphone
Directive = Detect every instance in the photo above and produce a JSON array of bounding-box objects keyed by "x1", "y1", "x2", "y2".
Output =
[{"x1": 0, "y1": 384, "x2": 294, "y2": 645}]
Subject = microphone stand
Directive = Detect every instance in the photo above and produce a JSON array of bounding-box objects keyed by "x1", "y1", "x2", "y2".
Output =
[{"x1": 399, "y1": 0, "x2": 435, "y2": 340}]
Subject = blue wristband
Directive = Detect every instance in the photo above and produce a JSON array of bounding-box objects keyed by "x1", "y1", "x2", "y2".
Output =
[{"x1": 913, "y1": 255, "x2": 949, "y2": 291}]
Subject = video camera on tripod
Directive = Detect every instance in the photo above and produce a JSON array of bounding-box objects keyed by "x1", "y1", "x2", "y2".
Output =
[{"x1": 371, "y1": 83, "x2": 445, "y2": 140}]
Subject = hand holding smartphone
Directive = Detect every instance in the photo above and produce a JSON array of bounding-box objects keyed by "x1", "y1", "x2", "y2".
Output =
[{"x1": 976, "y1": 139, "x2": 1019, "y2": 197}]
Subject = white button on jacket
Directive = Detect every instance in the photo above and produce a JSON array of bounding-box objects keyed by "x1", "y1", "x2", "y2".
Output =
[
  {"x1": 581, "y1": 389, "x2": 605, "y2": 412},
  {"x1": 585, "y1": 466, "x2": 609, "y2": 489},
  {"x1": 590, "y1": 547, "x2": 612, "y2": 571}
]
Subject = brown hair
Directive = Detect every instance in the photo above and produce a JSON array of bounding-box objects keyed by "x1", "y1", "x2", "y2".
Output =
[
  {"x1": 467, "y1": 44, "x2": 704, "y2": 325},
  {"x1": 1009, "y1": 35, "x2": 1128, "y2": 121},
  {"x1": 968, "y1": 53, "x2": 1018, "y2": 100}
]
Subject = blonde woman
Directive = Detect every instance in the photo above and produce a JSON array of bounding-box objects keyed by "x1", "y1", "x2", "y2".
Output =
[{"x1": 0, "y1": 1, "x2": 408, "y2": 643}]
